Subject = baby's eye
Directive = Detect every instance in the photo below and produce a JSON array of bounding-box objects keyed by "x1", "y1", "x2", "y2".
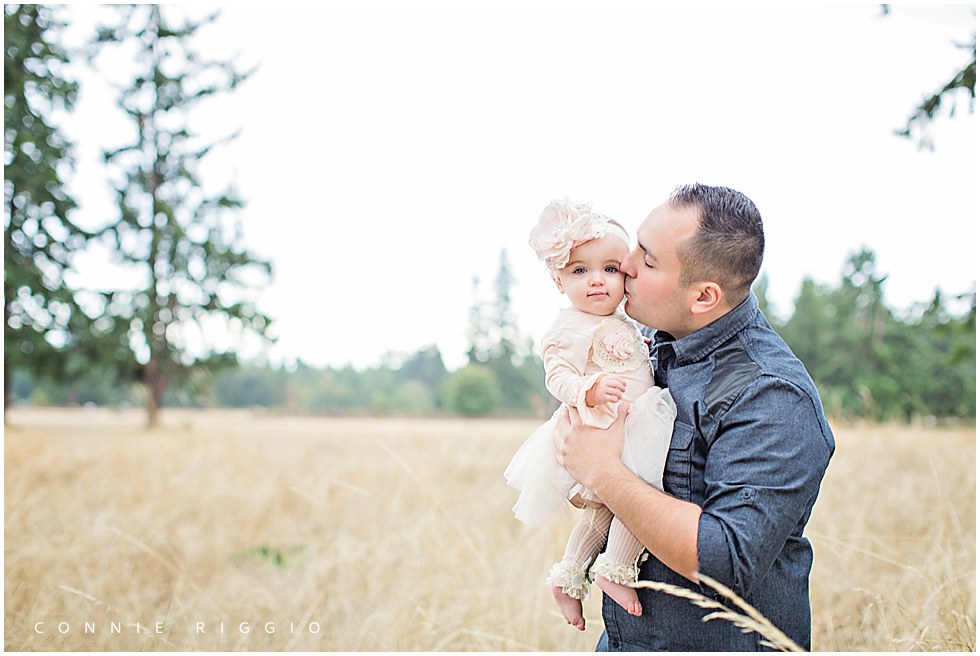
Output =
[
  {"x1": 573, "y1": 266, "x2": 587, "y2": 275},
  {"x1": 605, "y1": 265, "x2": 619, "y2": 274}
]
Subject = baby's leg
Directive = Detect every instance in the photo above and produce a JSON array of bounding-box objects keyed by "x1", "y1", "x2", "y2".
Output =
[
  {"x1": 547, "y1": 505, "x2": 614, "y2": 630},
  {"x1": 590, "y1": 516, "x2": 646, "y2": 617}
]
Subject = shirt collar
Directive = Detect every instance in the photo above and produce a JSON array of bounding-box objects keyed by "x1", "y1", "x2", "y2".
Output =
[{"x1": 652, "y1": 292, "x2": 759, "y2": 365}]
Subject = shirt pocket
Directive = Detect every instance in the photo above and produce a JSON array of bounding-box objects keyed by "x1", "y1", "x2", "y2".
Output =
[{"x1": 662, "y1": 420, "x2": 694, "y2": 501}]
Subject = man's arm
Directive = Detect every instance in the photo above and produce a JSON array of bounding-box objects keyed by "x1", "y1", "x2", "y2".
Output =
[{"x1": 557, "y1": 405, "x2": 702, "y2": 583}]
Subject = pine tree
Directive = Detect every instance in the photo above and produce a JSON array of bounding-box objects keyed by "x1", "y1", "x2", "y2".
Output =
[
  {"x1": 485, "y1": 249, "x2": 536, "y2": 411},
  {"x1": 89, "y1": 6, "x2": 272, "y2": 426},
  {"x1": 463, "y1": 250, "x2": 544, "y2": 412},
  {"x1": 3, "y1": 4, "x2": 88, "y2": 417},
  {"x1": 889, "y1": 5, "x2": 976, "y2": 149},
  {"x1": 490, "y1": 249, "x2": 518, "y2": 363},
  {"x1": 465, "y1": 275, "x2": 490, "y2": 364}
]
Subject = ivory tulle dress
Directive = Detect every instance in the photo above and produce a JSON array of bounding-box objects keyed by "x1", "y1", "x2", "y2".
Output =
[
  {"x1": 504, "y1": 307, "x2": 676, "y2": 599},
  {"x1": 504, "y1": 308, "x2": 676, "y2": 526}
]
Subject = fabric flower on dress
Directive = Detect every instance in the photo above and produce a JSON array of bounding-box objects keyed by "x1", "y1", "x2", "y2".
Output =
[
  {"x1": 529, "y1": 198, "x2": 621, "y2": 273},
  {"x1": 591, "y1": 317, "x2": 648, "y2": 373}
]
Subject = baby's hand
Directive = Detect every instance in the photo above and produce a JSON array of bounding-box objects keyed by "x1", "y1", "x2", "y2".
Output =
[{"x1": 588, "y1": 376, "x2": 627, "y2": 406}]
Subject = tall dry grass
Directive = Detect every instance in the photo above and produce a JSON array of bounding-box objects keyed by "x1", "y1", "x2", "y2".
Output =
[
  {"x1": 808, "y1": 422, "x2": 976, "y2": 651},
  {"x1": 3, "y1": 408, "x2": 975, "y2": 651}
]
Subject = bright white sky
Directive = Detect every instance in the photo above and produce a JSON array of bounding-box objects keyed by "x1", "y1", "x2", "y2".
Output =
[{"x1": 57, "y1": 3, "x2": 976, "y2": 371}]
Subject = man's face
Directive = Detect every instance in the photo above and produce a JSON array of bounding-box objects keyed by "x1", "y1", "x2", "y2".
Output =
[{"x1": 620, "y1": 201, "x2": 701, "y2": 337}]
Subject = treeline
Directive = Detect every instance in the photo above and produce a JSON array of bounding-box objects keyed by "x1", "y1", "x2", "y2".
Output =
[
  {"x1": 10, "y1": 249, "x2": 976, "y2": 423},
  {"x1": 6, "y1": 6, "x2": 975, "y2": 427},
  {"x1": 9, "y1": 345, "x2": 548, "y2": 417},
  {"x1": 763, "y1": 250, "x2": 974, "y2": 422}
]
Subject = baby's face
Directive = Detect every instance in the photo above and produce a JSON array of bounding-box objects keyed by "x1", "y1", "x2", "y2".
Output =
[{"x1": 555, "y1": 235, "x2": 629, "y2": 316}]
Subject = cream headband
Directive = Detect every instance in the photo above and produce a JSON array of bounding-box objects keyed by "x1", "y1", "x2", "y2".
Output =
[{"x1": 528, "y1": 197, "x2": 629, "y2": 273}]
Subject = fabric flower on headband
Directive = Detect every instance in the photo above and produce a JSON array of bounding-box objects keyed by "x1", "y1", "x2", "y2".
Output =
[{"x1": 529, "y1": 198, "x2": 623, "y2": 272}]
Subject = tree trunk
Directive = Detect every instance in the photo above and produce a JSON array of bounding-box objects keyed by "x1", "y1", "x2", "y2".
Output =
[
  {"x1": 3, "y1": 358, "x2": 10, "y2": 425},
  {"x1": 143, "y1": 364, "x2": 167, "y2": 429},
  {"x1": 4, "y1": 277, "x2": 12, "y2": 423},
  {"x1": 145, "y1": 384, "x2": 159, "y2": 428}
]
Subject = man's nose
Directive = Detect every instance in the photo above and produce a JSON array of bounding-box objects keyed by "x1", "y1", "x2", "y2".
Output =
[{"x1": 621, "y1": 252, "x2": 636, "y2": 277}]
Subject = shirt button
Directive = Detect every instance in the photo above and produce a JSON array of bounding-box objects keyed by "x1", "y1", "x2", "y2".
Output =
[{"x1": 610, "y1": 639, "x2": 620, "y2": 649}]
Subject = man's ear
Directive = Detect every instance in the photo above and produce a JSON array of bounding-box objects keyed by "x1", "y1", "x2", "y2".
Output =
[{"x1": 690, "y1": 281, "x2": 723, "y2": 316}]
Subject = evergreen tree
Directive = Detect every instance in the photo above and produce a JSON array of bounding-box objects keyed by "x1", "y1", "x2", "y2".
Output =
[
  {"x1": 486, "y1": 249, "x2": 537, "y2": 411},
  {"x1": 396, "y1": 344, "x2": 448, "y2": 402},
  {"x1": 752, "y1": 272, "x2": 776, "y2": 324},
  {"x1": 466, "y1": 251, "x2": 529, "y2": 365},
  {"x1": 907, "y1": 289, "x2": 976, "y2": 420},
  {"x1": 89, "y1": 6, "x2": 272, "y2": 426},
  {"x1": 465, "y1": 275, "x2": 490, "y2": 364},
  {"x1": 462, "y1": 251, "x2": 544, "y2": 412},
  {"x1": 887, "y1": 5, "x2": 976, "y2": 149},
  {"x1": 3, "y1": 5, "x2": 96, "y2": 418},
  {"x1": 897, "y1": 28, "x2": 976, "y2": 149},
  {"x1": 778, "y1": 277, "x2": 842, "y2": 409},
  {"x1": 490, "y1": 249, "x2": 519, "y2": 363}
]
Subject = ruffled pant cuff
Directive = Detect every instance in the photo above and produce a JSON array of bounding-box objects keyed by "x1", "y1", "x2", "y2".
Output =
[
  {"x1": 590, "y1": 553, "x2": 639, "y2": 585},
  {"x1": 546, "y1": 558, "x2": 592, "y2": 600}
]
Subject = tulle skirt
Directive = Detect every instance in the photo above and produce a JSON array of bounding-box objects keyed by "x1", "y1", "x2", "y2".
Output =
[{"x1": 503, "y1": 386, "x2": 676, "y2": 527}]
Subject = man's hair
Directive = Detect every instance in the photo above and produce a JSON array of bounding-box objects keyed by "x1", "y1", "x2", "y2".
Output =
[{"x1": 669, "y1": 183, "x2": 764, "y2": 305}]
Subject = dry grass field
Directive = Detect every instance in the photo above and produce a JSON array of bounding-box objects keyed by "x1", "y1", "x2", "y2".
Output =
[{"x1": 4, "y1": 408, "x2": 975, "y2": 651}]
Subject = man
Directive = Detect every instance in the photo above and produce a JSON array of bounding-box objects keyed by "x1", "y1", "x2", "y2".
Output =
[{"x1": 557, "y1": 183, "x2": 834, "y2": 651}]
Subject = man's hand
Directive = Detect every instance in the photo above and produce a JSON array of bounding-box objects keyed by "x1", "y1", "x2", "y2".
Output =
[
  {"x1": 558, "y1": 401, "x2": 703, "y2": 586},
  {"x1": 556, "y1": 403, "x2": 629, "y2": 493}
]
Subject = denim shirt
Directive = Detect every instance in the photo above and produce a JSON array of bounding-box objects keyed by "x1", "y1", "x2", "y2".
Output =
[{"x1": 598, "y1": 293, "x2": 835, "y2": 652}]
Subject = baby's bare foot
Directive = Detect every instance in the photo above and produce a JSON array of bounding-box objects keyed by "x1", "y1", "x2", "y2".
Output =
[
  {"x1": 596, "y1": 575, "x2": 642, "y2": 616},
  {"x1": 551, "y1": 585, "x2": 586, "y2": 631}
]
